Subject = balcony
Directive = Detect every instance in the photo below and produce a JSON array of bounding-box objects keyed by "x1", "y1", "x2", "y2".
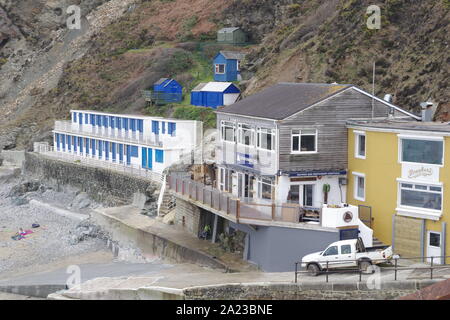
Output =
[
  {"x1": 54, "y1": 121, "x2": 163, "y2": 148},
  {"x1": 142, "y1": 91, "x2": 183, "y2": 105},
  {"x1": 168, "y1": 175, "x2": 334, "y2": 231}
]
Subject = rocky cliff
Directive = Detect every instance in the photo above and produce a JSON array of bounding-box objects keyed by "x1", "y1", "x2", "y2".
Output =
[{"x1": 0, "y1": 0, "x2": 448, "y2": 150}]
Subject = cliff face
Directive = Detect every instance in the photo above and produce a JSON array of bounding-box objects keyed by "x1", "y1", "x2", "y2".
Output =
[{"x1": 0, "y1": 0, "x2": 448, "y2": 150}]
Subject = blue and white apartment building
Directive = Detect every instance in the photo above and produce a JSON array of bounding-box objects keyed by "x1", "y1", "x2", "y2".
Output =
[{"x1": 53, "y1": 110, "x2": 203, "y2": 174}]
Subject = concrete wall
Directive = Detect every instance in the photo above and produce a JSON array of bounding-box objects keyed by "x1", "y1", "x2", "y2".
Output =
[
  {"x1": 0, "y1": 150, "x2": 26, "y2": 166},
  {"x1": 24, "y1": 152, "x2": 158, "y2": 206},
  {"x1": 174, "y1": 198, "x2": 201, "y2": 236},
  {"x1": 230, "y1": 222, "x2": 339, "y2": 272}
]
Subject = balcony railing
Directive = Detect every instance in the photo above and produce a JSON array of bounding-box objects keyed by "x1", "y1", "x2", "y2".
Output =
[
  {"x1": 142, "y1": 91, "x2": 183, "y2": 104},
  {"x1": 168, "y1": 175, "x2": 323, "y2": 228},
  {"x1": 38, "y1": 147, "x2": 164, "y2": 184},
  {"x1": 54, "y1": 121, "x2": 163, "y2": 147}
]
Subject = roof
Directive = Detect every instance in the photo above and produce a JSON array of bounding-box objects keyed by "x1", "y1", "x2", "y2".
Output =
[
  {"x1": 154, "y1": 78, "x2": 169, "y2": 85},
  {"x1": 217, "y1": 83, "x2": 352, "y2": 120},
  {"x1": 219, "y1": 51, "x2": 246, "y2": 60},
  {"x1": 347, "y1": 118, "x2": 450, "y2": 133},
  {"x1": 192, "y1": 82, "x2": 238, "y2": 93},
  {"x1": 218, "y1": 27, "x2": 241, "y2": 33}
]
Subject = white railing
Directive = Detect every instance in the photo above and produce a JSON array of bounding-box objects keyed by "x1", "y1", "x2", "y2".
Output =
[
  {"x1": 38, "y1": 147, "x2": 163, "y2": 184},
  {"x1": 54, "y1": 121, "x2": 163, "y2": 148}
]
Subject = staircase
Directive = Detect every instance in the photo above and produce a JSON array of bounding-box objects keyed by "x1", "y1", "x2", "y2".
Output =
[{"x1": 372, "y1": 237, "x2": 385, "y2": 247}]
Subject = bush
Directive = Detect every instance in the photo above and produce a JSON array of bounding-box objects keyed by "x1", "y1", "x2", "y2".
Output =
[
  {"x1": 167, "y1": 51, "x2": 194, "y2": 75},
  {"x1": 172, "y1": 106, "x2": 216, "y2": 128}
]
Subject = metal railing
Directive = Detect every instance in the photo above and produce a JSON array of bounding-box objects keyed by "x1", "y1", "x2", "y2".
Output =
[
  {"x1": 142, "y1": 90, "x2": 183, "y2": 104},
  {"x1": 294, "y1": 255, "x2": 450, "y2": 283},
  {"x1": 38, "y1": 148, "x2": 163, "y2": 184},
  {"x1": 54, "y1": 121, "x2": 163, "y2": 148},
  {"x1": 168, "y1": 175, "x2": 323, "y2": 226}
]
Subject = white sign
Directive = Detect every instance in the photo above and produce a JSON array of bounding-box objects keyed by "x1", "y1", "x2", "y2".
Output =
[{"x1": 402, "y1": 164, "x2": 439, "y2": 182}]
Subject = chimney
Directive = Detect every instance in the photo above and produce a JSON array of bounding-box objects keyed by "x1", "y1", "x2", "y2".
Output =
[
  {"x1": 384, "y1": 94, "x2": 395, "y2": 117},
  {"x1": 421, "y1": 102, "x2": 435, "y2": 122}
]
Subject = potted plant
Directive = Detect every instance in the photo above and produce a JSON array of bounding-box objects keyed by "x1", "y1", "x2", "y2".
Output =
[{"x1": 323, "y1": 184, "x2": 331, "y2": 204}]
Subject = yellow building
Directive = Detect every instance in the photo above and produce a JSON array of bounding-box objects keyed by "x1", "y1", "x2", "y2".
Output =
[{"x1": 347, "y1": 118, "x2": 448, "y2": 264}]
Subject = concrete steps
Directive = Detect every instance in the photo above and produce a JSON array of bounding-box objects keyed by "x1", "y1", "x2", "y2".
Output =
[{"x1": 373, "y1": 237, "x2": 385, "y2": 246}]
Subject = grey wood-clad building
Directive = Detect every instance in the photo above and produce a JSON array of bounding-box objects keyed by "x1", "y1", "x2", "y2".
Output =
[
  {"x1": 215, "y1": 83, "x2": 418, "y2": 208},
  {"x1": 217, "y1": 27, "x2": 247, "y2": 45}
]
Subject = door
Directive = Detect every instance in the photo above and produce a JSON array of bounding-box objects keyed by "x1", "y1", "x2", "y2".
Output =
[
  {"x1": 288, "y1": 184, "x2": 315, "y2": 207},
  {"x1": 126, "y1": 145, "x2": 131, "y2": 165},
  {"x1": 237, "y1": 173, "x2": 255, "y2": 201},
  {"x1": 142, "y1": 147, "x2": 147, "y2": 169},
  {"x1": 338, "y1": 244, "x2": 357, "y2": 268},
  {"x1": 427, "y1": 231, "x2": 442, "y2": 264}
]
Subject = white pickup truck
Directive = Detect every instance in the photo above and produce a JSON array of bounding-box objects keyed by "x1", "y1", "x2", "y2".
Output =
[{"x1": 301, "y1": 238, "x2": 393, "y2": 276}]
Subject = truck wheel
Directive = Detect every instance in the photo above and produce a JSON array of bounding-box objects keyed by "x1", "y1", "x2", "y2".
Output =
[
  {"x1": 359, "y1": 260, "x2": 373, "y2": 274},
  {"x1": 307, "y1": 263, "x2": 320, "y2": 276}
]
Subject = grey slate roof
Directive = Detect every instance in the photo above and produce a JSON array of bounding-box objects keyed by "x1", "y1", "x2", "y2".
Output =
[
  {"x1": 220, "y1": 51, "x2": 246, "y2": 60},
  {"x1": 192, "y1": 82, "x2": 208, "y2": 91},
  {"x1": 216, "y1": 83, "x2": 352, "y2": 120},
  {"x1": 218, "y1": 27, "x2": 240, "y2": 33},
  {"x1": 154, "y1": 78, "x2": 168, "y2": 85}
]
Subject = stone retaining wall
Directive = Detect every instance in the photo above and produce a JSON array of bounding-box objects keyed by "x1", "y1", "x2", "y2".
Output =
[
  {"x1": 183, "y1": 280, "x2": 438, "y2": 300},
  {"x1": 23, "y1": 152, "x2": 158, "y2": 206}
]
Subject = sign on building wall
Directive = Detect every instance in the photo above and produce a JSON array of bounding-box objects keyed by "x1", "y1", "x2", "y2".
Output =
[{"x1": 401, "y1": 163, "x2": 440, "y2": 182}]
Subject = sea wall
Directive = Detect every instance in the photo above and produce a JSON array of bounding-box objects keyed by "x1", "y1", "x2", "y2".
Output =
[{"x1": 23, "y1": 152, "x2": 158, "y2": 206}]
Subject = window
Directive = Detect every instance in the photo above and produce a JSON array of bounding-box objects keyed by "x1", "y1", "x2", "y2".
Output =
[
  {"x1": 221, "y1": 121, "x2": 235, "y2": 142},
  {"x1": 353, "y1": 173, "x2": 365, "y2": 201},
  {"x1": 215, "y1": 64, "x2": 225, "y2": 74},
  {"x1": 238, "y1": 124, "x2": 254, "y2": 146},
  {"x1": 401, "y1": 138, "x2": 443, "y2": 165},
  {"x1": 168, "y1": 122, "x2": 176, "y2": 136},
  {"x1": 400, "y1": 182, "x2": 442, "y2": 211},
  {"x1": 258, "y1": 178, "x2": 273, "y2": 200},
  {"x1": 341, "y1": 245, "x2": 352, "y2": 255},
  {"x1": 155, "y1": 150, "x2": 164, "y2": 163},
  {"x1": 257, "y1": 127, "x2": 275, "y2": 151},
  {"x1": 323, "y1": 246, "x2": 338, "y2": 256},
  {"x1": 355, "y1": 132, "x2": 366, "y2": 159},
  {"x1": 429, "y1": 232, "x2": 441, "y2": 247},
  {"x1": 291, "y1": 129, "x2": 317, "y2": 153}
]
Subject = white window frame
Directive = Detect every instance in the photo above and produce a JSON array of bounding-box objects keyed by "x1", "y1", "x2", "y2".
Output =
[
  {"x1": 291, "y1": 129, "x2": 318, "y2": 154},
  {"x1": 257, "y1": 127, "x2": 276, "y2": 151},
  {"x1": 215, "y1": 64, "x2": 226, "y2": 74},
  {"x1": 353, "y1": 172, "x2": 366, "y2": 201},
  {"x1": 397, "y1": 180, "x2": 443, "y2": 214},
  {"x1": 237, "y1": 123, "x2": 255, "y2": 146},
  {"x1": 257, "y1": 178, "x2": 274, "y2": 200},
  {"x1": 221, "y1": 121, "x2": 236, "y2": 143},
  {"x1": 398, "y1": 135, "x2": 444, "y2": 167},
  {"x1": 354, "y1": 130, "x2": 366, "y2": 159}
]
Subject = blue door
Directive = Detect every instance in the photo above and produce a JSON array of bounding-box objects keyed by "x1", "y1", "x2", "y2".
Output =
[
  {"x1": 98, "y1": 141, "x2": 103, "y2": 158},
  {"x1": 119, "y1": 144, "x2": 123, "y2": 163},
  {"x1": 105, "y1": 141, "x2": 109, "y2": 160},
  {"x1": 142, "y1": 147, "x2": 147, "y2": 169},
  {"x1": 78, "y1": 137, "x2": 83, "y2": 153},
  {"x1": 147, "y1": 148, "x2": 153, "y2": 170},
  {"x1": 126, "y1": 145, "x2": 131, "y2": 165},
  {"x1": 112, "y1": 143, "x2": 116, "y2": 162}
]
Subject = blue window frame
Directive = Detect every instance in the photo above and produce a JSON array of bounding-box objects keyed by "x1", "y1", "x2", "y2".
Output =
[
  {"x1": 119, "y1": 144, "x2": 124, "y2": 162},
  {"x1": 90, "y1": 114, "x2": 95, "y2": 125},
  {"x1": 152, "y1": 121, "x2": 160, "y2": 134},
  {"x1": 73, "y1": 112, "x2": 77, "y2": 123},
  {"x1": 61, "y1": 134, "x2": 66, "y2": 150},
  {"x1": 161, "y1": 122, "x2": 166, "y2": 134},
  {"x1": 98, "y1": 141, "x2": 103, "y2": 158},
  {"x1": 105, "y1": 141, "x2": 109, "y2": 160},
  {"x1": 103, "y1": 116, "x2": 108, "y2": 128},
  {"x1": 84, "y1": 114, "x2": 88, "y2": 124},
  {"x1": 126, "y1": 145, "x2": 131, "y2": 165},
  {"x1": 67, "y1": 135, "x2": 71, "y2": 151},
  {"x1": 123, "y1": 118, "x2": 129, "y2": 130},
  {"x1": 78, "y1": 137, "x2": 83, "y2": 153},
  {"x1": 155, "y1": 150, "x2": 164, "y2": 163},
  {"x1": 78, "y1": 113, "x2": 83, "y2": 125},
  {"x1": 130, "y1": 146, "x2": 138, "y2": 158},
  {"x1": 92, "y1": 139, "x2": 96, "y2": 154},
  {"x1": 112, "y1": 143, "x2": 116, "y2": 162},
  {"x1": 130, "y1": 119, "x2": 136, "y2": 132},
  {"x1": 117, "y1": 117, "x2": 122, "y2": 130},
  {"x1": 55, "y1": 133, "x2": 60, "y2": 151},
  {"x1": 168, "y1": 122, "x2": 176, "y2": 136},
  {"x1": 96, "y1": 115, "x2": 101, "y2": 127},
  {"x1": 85, "y1": 138, "x2": 90, "y2": 154},
  {"x1": 138, "y1": 120, "x2": 144, "y2": 133}
]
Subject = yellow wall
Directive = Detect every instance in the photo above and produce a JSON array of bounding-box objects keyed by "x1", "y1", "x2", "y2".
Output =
[{"x1": 347, "y1": 128, "x2": 449, "y2": 259}]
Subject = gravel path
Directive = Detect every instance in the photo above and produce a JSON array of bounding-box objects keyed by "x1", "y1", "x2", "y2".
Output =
[{"x1": 0, "y1": 178, "x2": 108, "y2": 277}]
